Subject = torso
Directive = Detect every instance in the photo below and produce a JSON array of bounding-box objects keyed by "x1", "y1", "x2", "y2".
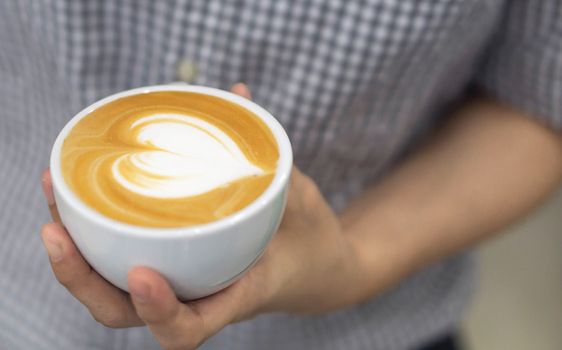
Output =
[{"x1": 0, "y1": 1, "x2": 501, "y2": 349}]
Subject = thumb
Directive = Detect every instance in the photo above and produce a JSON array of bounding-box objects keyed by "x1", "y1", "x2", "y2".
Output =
[
  {"x1": 128, "y1": 267, "x2": 247, "y2": 349},
  {"x1": 128, "y1": 267, "x2": 206, "y2": 349}
]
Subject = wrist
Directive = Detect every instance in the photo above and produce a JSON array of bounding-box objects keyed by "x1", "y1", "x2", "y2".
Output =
[
  {"x1": 328, "y1": 233, "x2": 369, "y2": 309},
  {"x1": 342, "y1": 204, "x2": 427, "y2": 305},
  {"x1": 258, "y1": 227, "x2": 366, "y2": 315},
  {"x1": 293, "y1": 226, "x2": 370, "y2": 314}
]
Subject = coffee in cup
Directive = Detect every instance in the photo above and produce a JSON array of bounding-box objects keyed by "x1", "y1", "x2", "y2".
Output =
[{"x1": 61, "y1": 91, "x2": 279, "y2": 228}]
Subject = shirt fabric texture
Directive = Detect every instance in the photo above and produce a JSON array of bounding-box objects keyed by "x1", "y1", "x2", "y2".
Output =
[{"x1": 0, "y1": 1, "x2": 561, "y2": 349}]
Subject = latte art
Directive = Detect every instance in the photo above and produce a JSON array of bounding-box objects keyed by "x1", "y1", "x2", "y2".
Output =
[
  {"x1": 112, "y1": 114, "x2": 264, "y2": 198},
  {"x1": 61, "y1": 92, "x2": 279, "y2": 227}
]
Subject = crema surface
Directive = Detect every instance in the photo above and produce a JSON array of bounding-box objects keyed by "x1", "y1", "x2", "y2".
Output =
[{"x1": 61, "y1": 92, "x2": 278, "y2": 227}]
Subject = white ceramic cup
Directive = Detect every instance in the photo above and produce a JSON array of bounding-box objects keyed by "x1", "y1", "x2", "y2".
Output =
[{"x1": 50, "y1": 84, "x2": 292, "y2": 300}]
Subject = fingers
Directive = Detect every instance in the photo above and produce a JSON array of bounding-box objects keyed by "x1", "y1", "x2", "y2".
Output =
[
  {"x1": 129, "y1": 267, "x2": 242, "y2": 349},
  {"x1": 41, "y1": 169, "x2": 61, "y2": 223},
  {"x1": 41, "y1": 223, "x2": 143, "y2": 328},
  {"x1": 41, "y1": 169, "x2": 55, "y2": 205},
  {"x1": 231, "y1": 83, "x2": 252, "y2": 99}
]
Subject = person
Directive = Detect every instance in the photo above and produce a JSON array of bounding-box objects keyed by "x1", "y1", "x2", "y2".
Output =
[{"x1": 1, "y1": 0, "x2": 561, "y2": 349}]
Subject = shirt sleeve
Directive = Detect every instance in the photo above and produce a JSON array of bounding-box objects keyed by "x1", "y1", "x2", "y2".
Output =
[{"x1": 473, "y1": 0, "x2": 562, "y2": 131}]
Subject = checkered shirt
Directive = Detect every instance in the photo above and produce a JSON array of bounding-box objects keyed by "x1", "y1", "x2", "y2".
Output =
[{"x1": 0, "y1": 0, "x2": 561, "y2": 349}]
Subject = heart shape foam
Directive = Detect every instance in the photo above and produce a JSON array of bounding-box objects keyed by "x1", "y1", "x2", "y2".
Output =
[{"x1": 112, "y1": 114, "x2": 264, "y2": 198}]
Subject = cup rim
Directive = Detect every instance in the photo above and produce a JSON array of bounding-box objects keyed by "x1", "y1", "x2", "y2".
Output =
[{"x1": 50, "y1": 84, "x2": 293, "y2": 239}]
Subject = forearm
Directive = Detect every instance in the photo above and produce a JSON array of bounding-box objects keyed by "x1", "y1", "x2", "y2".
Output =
[{"x1": 340, "y1": 97, "x2": 562, "y2": 304}]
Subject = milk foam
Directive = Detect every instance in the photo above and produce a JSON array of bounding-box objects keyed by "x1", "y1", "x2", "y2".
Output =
[{"x1": 112, "y1": 113, "x2": 264, "y2": 198}]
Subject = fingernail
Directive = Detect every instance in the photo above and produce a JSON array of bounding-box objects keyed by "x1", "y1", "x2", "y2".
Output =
[
  {"x1": 44, "y1": 239, "x2": 63, "y2": 262},
  {"x1": 130, "y1": 279, "x2": 152, "y2": 303},
  {"x1": 41, "y1": 177, "x2": 55, "y2": 205},
  {"x1": 232, "y1": 83, "x2": 251, "y2": 98}
]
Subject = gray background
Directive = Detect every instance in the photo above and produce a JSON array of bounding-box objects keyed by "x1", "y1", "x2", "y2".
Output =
[{"x1": 464, "y1": 185, "x2": 562, "y2": 350}]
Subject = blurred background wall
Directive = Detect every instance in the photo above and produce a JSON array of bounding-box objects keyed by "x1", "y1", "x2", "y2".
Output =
[{"x1": 463, "y1": 185, "x2": 562, "y2": 350}]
